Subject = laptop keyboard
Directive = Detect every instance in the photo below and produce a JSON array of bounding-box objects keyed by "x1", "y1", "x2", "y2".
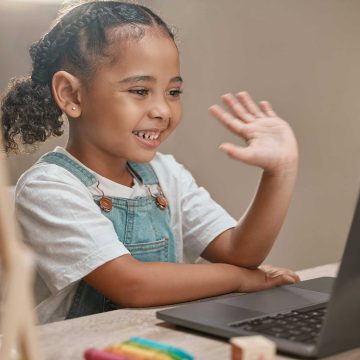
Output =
[{"x1": 229, "y1": 304, "x2": 327, "y2": 344}]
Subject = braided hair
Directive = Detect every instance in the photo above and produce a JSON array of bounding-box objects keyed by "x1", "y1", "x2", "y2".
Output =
[{"x1": 1, "y1": 1, "x2": 174, "y2": 153}]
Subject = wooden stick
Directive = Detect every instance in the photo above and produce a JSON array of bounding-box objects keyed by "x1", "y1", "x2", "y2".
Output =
[{"x1": 0, "y1": 138, "x2": 43, "y2": 360}]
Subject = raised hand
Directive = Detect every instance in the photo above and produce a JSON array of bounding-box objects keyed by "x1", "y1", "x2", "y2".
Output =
[{"x1": 209, "y1": 91, "x2": 298, "y2": 175}]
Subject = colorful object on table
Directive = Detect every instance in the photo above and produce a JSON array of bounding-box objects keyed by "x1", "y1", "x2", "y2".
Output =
[
  {"x1": 230, "y1": 336, "x2": 276, "y2": 360},
  {"x1": 84, "y1": 337, "x2": 194, "y2": 360}
]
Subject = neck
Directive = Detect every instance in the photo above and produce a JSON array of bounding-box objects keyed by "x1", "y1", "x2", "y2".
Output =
[{"x1": 66, "y1": 142, "x2": 133, "y2": 187}]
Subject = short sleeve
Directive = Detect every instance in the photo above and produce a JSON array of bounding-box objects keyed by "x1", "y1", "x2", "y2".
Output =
[
  {"x1": 15, "y1": 164, "x2": 130, "y2": 294},
  {"x1": 178, "y1": 163, "x2": 237, "y2": 262},
  {"x1": 150, "y1": 153, "x2": 237, "y2": 263}
]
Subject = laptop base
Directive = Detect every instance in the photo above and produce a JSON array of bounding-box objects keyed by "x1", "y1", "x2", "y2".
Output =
[{"x1": 156, "y1": 277, "x2": 335, "y2": 358}]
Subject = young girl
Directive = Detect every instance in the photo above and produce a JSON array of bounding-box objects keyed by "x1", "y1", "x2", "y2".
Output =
[{"x1": 1, "y1": 1, "x2": 300, "y2": 324}]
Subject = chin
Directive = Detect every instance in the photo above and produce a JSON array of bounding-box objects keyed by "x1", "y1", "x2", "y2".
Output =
[{"x1": 130, "y1": 150, "x2": 157, "y2": 163}]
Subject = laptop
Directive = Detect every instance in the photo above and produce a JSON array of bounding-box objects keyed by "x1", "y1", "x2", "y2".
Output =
[{"x1": 156, "y1": 193, "x2": 360, "y2": 358}]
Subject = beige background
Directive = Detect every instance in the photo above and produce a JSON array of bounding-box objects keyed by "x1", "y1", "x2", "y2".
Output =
[{"x1": 1, "y1": 0, "x2": 360, "y2": 270}]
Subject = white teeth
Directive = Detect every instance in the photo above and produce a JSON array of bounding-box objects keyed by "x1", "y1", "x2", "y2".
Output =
[{"x1": 133, "y1": 130, "x2": 160, "y2": 140}]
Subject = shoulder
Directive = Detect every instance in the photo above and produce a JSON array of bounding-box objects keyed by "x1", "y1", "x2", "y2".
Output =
[
  {"x1": 150, "y1": 152, "x2": 190, "y2": 180},
  {"x1": 151, "y1": 152, "x2": 180, "y2": 169},
  {"x1": 15, "y1": 160, "x2": 92, "y2": 201},
  {"x1": 150, "y1": 152, "x2": 199, "y2": 199}
]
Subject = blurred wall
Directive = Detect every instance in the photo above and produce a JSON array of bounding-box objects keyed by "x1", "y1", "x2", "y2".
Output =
[{"x1": 1, "y1": 0, "x2": 360, "y2": 270}]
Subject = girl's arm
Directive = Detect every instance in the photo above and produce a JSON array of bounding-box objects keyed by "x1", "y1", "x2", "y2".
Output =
[
  {"x1": 201, "y1": 92, "x2": 298, "y2": 268},
  {"x1": 84, "y1": 254, "x2": 297, "y2": 307}
]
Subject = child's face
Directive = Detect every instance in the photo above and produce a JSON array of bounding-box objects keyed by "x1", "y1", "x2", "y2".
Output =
[{"x1": 77, "y1": 30, "x2": 182, "y2": 163}]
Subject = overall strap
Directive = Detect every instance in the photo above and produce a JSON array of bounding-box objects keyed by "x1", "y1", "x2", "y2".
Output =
[
  {"x1": 39, "y1": 152, "x2": 97, "y2": 187},
  {"x1": 127, "y1": 161, "x2": 159, "y2": 185},
  {"x1": 40, "y1": 152, "x2": 159, "y2": 186}
]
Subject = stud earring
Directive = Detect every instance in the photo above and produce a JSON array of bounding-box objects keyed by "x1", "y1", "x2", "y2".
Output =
[{"x1": 71, "y1": 106, "x2": 76, "y2": 110}]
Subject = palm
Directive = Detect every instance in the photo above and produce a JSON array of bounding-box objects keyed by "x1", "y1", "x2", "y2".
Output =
[{"x1": 209, "y1": 92, "x2": 298, "y2": 174}]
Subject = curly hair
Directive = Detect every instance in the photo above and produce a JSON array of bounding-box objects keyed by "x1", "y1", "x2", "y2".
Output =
[{"x1": 0, "y1": 1, "x2": 174, "y2": 153}]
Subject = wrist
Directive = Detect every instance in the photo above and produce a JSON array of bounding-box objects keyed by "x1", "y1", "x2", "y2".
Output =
[
  {"x1": 263, "y1": 156, "x2": 298, "y2": 179},
  {"x1": 217, "y1": 263, "x2": 247, "y2": 292}
]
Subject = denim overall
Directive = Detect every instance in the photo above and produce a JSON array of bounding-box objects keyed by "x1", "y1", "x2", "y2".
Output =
[{"x1": 40, "y1": 152, "x2": 177, "y2": 319}]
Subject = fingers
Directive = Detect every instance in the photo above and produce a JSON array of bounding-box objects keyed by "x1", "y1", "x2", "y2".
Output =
[
  {"x1": 271, "y1": 272, "x2": 300, "y2": 283},
  {"x1": 261, "y1": 264, "x2": 300, "y2": 283},
  {"x1": 240, "y1": 267, "x2": 299, "y2": 292},
  {"x1": 210, "y1": 91, "x2": 276, "y2": 126},
  {"x1": 209, "y1": 92, "x2": 280, "y2": 166},
  {"x1": 259, "y1": 101, "x2": 277, "y2": 117},
  {"x1": 220, "y1": 93, "x2": 255, "y2": 123},
  {"x1": 236, "y1": 91, "x2": 266, "y2": 118},
  {"x1": 286, "y1": 271, "x2": 300, "y2": 282},
  {"x1": 266, "y1": 274, "x2": 297, "y2": 289},
  {"x1": 209, "y1": 104, "x2": 248, "y2": 137}
]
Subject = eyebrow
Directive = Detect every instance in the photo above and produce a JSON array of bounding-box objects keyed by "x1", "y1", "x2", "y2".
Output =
[{"x1": 118, "y1": 75, "x2": 183, "y2": 84}]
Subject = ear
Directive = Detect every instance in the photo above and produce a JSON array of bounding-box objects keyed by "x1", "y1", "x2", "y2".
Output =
[{"x1": 52, "y1": 71, "x2": 82, "y2": 118}]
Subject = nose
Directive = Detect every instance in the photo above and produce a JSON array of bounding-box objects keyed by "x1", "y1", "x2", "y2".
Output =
[{"x1": 148, "y1": 94, "x2": 171, "y2": 122}]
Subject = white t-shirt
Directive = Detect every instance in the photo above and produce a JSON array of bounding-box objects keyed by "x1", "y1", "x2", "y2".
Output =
[{"x1": 15, "y1": 147, "x2": 237, "y2": 324}]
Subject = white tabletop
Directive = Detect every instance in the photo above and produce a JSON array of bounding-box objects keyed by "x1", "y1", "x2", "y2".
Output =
[{"x1": 37, "y1": 263, "x2": 360, "y2": 360}]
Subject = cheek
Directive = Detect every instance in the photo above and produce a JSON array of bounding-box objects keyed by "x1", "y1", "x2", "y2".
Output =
[
  {"x1": 171, "y1": 102, "x2": 182, "y2": 126},
  {"x1": 99, "y1": 103, "x2": 141, "y2": 132}
]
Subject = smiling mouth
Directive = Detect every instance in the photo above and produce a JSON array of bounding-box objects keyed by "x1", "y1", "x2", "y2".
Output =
[
  {"x1": 132, "y1": 129, "x2": 162, "y2": 149},
  {"x1": 132, "y1": 130, "x2": 161, "y2": 140}
]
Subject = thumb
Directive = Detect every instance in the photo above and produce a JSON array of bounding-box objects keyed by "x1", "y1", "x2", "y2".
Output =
[
  {"x1": 219, "y1": 143, "x2": 253, "y2": 163},
  {"x1": 266, "y1": 274, "x2": 296, "y2": 289}
]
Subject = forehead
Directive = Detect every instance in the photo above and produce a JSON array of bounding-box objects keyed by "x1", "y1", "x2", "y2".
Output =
[{"x1": 101, "y1": 30, "x2": 180, "y2": 79}]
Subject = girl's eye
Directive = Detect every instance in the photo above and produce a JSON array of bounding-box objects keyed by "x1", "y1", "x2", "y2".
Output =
[
  {"x1": 129, "y1": 89, "x2": 149, "y2": 96},
  {"x1": 168, "y1": 89, "x2": 183, "y2": 97}
]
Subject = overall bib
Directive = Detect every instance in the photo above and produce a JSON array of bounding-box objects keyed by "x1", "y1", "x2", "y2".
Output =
[{"x1": 40, "y1": 152, "x2": 177, "y2": 319}]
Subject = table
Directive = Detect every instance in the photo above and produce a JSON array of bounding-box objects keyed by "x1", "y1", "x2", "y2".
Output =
[{"x1": 37, "y1": 263, "x2": 360, "y2": 359}]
